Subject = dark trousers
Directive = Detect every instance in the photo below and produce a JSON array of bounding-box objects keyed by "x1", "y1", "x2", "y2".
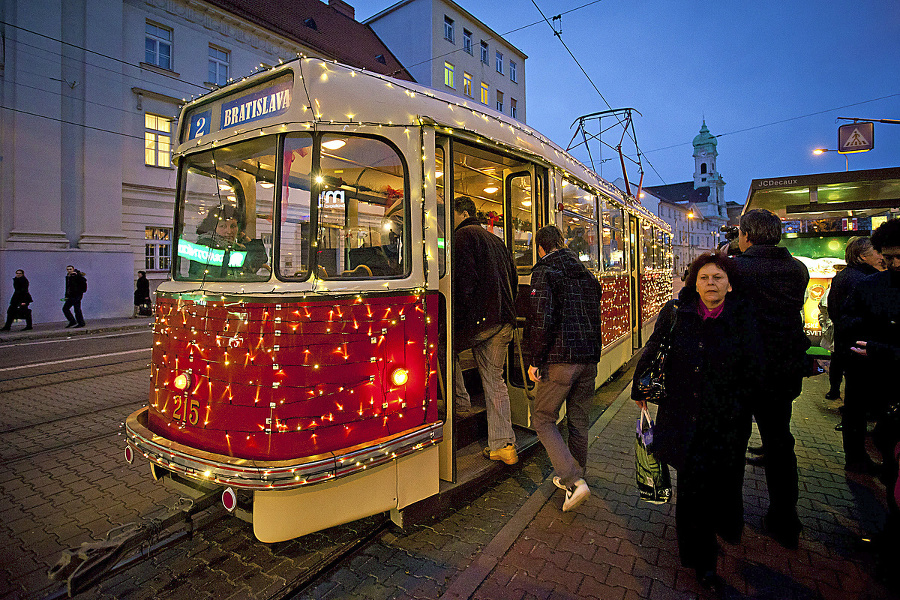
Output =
[
  {"x1": 752, "y1": 387, "x2": 800, "y2": 519},
  {"x1": 3, "y1": 306, "x2": 31, "y2": 329},
  {"x1": 62, "y1": 298, "x2": 84, "y2": 325},
  {"x1": 829, "y1": 348, "x2": 845, "y2": 394}
]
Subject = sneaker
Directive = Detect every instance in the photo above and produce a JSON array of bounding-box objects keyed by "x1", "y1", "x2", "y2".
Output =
[
  {"x1": 73, "y1": 323, "x2": 85, "y2": 328},
  {"x1": 562, "y1": 479, "x2": 590, "y2": 512},
  {"x1": 482, "y1": 443, "x2": 518, "y2": 465},
  {"x1": 552, "y1": 476, "x2": 566, "y2": 490},
  {"x1": 65, "y1": 322, "x2": 77, "y2": 328}
]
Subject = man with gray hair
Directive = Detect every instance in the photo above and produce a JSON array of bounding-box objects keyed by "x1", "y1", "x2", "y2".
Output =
[{"x1": 734, "y1": 208, "x2": 809, "y2": 549}]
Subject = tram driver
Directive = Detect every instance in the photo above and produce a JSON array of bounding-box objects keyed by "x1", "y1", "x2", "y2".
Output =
[{"x1": 188, "y1": 205, "x2": 269, "y2": 280}]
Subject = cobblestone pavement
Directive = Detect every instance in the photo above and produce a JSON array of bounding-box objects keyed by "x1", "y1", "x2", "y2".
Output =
[{"x1": 2, "y1": 319, "x2": 897, "y2": 600}]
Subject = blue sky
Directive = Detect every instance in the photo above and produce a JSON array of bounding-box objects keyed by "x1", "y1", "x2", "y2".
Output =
[{"x1": 352, "y1": 0, "x2": 900, "y2": 206}]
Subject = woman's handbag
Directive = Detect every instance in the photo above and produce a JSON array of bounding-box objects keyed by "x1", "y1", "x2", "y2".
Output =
[
  {"x1": 138, "y1": 302, "x2": 153, "y2": 317},
  {"x1": 634, "y1": 406, "x2": 671, "y2": 504},
  {"x1": 633, "y1": 304, "x2": 678, "y2": 404}
]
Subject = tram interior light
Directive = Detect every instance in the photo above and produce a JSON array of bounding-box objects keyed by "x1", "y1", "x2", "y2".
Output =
[{"x1": 322, "y1": 139, "x2": 346, "y2": 150}]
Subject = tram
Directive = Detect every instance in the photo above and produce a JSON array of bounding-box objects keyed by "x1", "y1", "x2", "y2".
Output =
[{"x1": 124, "y1": 57, "x2": 672, "y2": 543}]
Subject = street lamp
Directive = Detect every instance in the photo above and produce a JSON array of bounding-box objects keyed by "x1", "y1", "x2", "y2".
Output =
[{"x1": 813, "y1": 148, "x2": 849, "y2": 171}]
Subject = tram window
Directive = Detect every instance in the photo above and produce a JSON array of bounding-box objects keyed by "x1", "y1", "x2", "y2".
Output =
[
  {"x1": 278, "y1": 134, "x2": 314, "y2": 279},
  {"x1": 601, "y1": 197, "x2": 625, "y2": 272},
  {"x1": 174, "y1": 136, "x2": 276, "y2": 282},
  {"x1": 509, "y1": 173, "x2": 534, "y2": 271},
  {"x1": 561, "y1": 180, "x2": 599, "y2": 271},
  {"x1": 436, "y1": 146, "x2": 446, "y2": 277},
  {"x1": 313, "y1": 135, "x2": 408, "y2": 279},
  {"x1": 641, "y1": 222, "x2": 653, "y2": 271}
]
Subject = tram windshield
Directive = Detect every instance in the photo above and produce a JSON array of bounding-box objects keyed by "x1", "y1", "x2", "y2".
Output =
[{"x1": 175, "y1": 137, "x2": 275, "y2": 282}]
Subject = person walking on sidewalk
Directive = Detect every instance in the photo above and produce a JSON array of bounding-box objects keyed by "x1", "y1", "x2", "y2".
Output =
[
  {"x1": 523, "y1": 226, "x2": 603, "y2": 512},
  {"x1": 62, "y1": 265, "x2": 87, "y2": 328},
  {"x1": 634, "y1": 252, "x2": 762, "y2": 589},
  {"x1": 133, "y1": 271, "x2": 152, "y2": 318},
  {"x1": 733, "y1": 208, "x2": 809, "y2": 549},
  {"x1": 452, "y1": 196, "x2": 519, "y2": 465},
  {"x1": 1, "y1": 269, "x2": 33, "y2": 331}
]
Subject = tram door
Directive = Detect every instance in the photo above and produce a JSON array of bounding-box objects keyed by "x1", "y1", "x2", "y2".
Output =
[
  {"x1": 436, "y1": 137, "x2": 538, "y2": 483},
  {"x1": 628, "y1": 214, "x2": 642, "y2": 352}
]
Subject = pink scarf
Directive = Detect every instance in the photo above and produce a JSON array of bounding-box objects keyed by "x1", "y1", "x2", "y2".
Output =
[{"x1": 698, "y1": 302, "x2": 725, "y2": 320}]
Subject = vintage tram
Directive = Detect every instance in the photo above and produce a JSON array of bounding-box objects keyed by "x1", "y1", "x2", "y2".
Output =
[{"x1": 124, "y1": 57, "x2": 672, "y2": 542}]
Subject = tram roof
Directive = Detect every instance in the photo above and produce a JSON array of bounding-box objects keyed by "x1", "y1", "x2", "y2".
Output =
[
  {"x1": 743, "y1": 166, "x2": 900, "y2": 220},
  {"x1": 177, "y1": 57, "x2": 669, "y2": 231}
]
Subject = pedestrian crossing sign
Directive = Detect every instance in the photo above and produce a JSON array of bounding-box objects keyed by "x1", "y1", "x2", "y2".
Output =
[{"x1": 838, "y1": 122, "x2": 874, "y2": 154}]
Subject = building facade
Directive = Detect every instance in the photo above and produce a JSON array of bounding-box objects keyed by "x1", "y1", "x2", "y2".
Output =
[
  {"x1": 0, "y1": 0, "x2": 409, "y2": 324},
  {"x1": 365, "y1": 0, "x2": 526, "y2": 122}
]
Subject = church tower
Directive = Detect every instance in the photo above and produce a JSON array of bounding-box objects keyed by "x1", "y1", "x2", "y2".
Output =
[{"x1": 692, "y1": 121, "x2": 726, "y2": 222}]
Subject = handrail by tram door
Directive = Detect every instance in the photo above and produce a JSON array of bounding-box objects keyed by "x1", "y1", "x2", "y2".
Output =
[{"x1": 628, "y1": 214, "x2": 642, "y2": 352}]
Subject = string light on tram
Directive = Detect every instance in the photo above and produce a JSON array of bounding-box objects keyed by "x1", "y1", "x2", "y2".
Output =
[{"x1": 173, "y1": 372, "x2": 191, "y2": 390}]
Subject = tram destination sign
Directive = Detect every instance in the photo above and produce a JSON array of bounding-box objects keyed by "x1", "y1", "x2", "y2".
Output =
[{"x1": 185, "y1": 74, "x2": 293, "y2": 141}]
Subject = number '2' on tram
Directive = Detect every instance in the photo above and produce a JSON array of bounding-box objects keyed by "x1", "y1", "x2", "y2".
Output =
[{"x1": 124, "y1": 58, "x2": 673, "y2": 542}]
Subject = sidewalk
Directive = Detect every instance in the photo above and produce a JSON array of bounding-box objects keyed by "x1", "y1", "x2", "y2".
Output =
[
  {"x1": 441, "y1": 372, "x2": 896, "y2": 600},
  {"x1": 0, "y1": 315, "x2": 151, "y2": 343}
]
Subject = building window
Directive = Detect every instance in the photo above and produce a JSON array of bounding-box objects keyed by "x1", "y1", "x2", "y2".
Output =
[
  {"x1": 145, "y1": 227, "x2": 172, "y2": 271},
  {"x1": 444, "y1": 62, "x2": 455, "y2": 88},
  {"x1": 145, "y1": 114, "x2": 172, "y2": 167},
  {"x1": 510, "y1": 60, "x2": 517, "y2": 82},
  {"x1": 463, "y1": 72, "x2": 472, "y2": 97},
  {"x1": 496, "y1": 51, "x2": 504, "y2": 73},
  {"x1": 463, "y1": 29, "x2": 472, "y2": 54},
  {"x1": 480, "y1": 82, "x2": 489, "y2": 105},
  {"x1": 701, "y1": 163, "x2": 708, "y2": 174},
  {"x1": 480, "y1": 41, "x2": 488, "y2": 64},
  {"x1": 496, "y1": 90, "x2": 504, "y2": 113},
  {"x1": 208, "y1": 45, "x2": 229, "y2": 86},
  {"x1": 444, "y1": 16, "x2": 454, "y2": 43},
  {"x1": 145, "y1": 22, "x2": 172, "y2": 70},
  {"x1": 510, "y1": 98, "x2": 518, "y2": 119}
]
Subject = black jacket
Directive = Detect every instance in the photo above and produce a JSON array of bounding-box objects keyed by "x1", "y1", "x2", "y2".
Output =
[
  {"x1": 633, "y1": 294, "x2": 762, "y2": 471},
  {"x1": 732, "y1": 244, "x2": 810, "y2": 394},
  {"x1": 827, "y1": 262, "x2": 878, "y2": 326},
  {"x1": 8, "y1": 276, "x2": 33, "y2": 308},
  {"x1": 843, "y1": 269, "x2": 900, "y2": 372},
  {"x1": 65, "y1": 271, "x2": 87, "y2": 300},
  {"x1": 452, "y1": 216, "x2": 517, "y2": 350},
  {"x1": 523, "y1": 248, "x2": 603, "y2": 368},
  {"x1": 134, "y1": 276, "x2": 151, "y2": 305}
]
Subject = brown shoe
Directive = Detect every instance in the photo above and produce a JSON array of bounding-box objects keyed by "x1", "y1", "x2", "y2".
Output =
[{"x1": 482, "y1": 443, "x2": 518, "y2": 465}]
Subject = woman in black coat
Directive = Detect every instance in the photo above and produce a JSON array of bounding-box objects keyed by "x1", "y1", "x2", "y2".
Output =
[
  {"x1": 2, "y1": 269, "x2": 33, "y2": 331},
  {"x1": 634, "y1": 252, "x2": 762, "y2": 588},
  {"x1": 133, "y1": 271, "x2": 151, "y2": 318}
]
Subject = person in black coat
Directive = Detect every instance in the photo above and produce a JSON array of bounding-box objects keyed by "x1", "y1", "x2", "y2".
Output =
[
  {"x1": 1, "y1": 269, "x2": 33, "y2": 331},
  {"x1": 63, "y1": 265, "x2": 87, "y2": 328},
  {"x1": 732, "y1": 208, "x2": 809, "y2": 548},
  {"x1": 634, "y1": 252, "x2": 762, "y2": 588},
  {"x1": 452, "y1": 196, "x2": 519, "y2": 465},
  {"x1": 524, "y1": 226, "x2": 603, "y2": 512},
  {"x1": 826, "y1": 236, "x2": 883, "y2": 469},
  {"x1": 842, "y1": 218, "x2": 900, "y2": 590},
  {"x1": 133, "y1": 271, "x2": 152, "y2": 318}
]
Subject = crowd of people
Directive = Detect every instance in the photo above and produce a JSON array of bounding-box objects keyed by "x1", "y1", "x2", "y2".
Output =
[{"x1": 452, "y1": 202, "x2": 900, "y2": 592}]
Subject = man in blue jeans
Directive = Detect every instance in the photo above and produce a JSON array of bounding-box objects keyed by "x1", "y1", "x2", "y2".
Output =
[
  {"x1": 524, "y1": 226, "x2": 603, "y2": 511},
  {"x1": 452, "y1": 196, "x2": 519, "y2": 465}
]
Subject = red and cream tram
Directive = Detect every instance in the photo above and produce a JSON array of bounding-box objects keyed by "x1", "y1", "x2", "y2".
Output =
[{"x1": 124, "y1": 58, "x2": 672, "y2": 542}]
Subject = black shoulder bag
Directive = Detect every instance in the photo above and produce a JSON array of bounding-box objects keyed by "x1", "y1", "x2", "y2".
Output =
[{"x1": 633, "y1": 303, "x2": 678, "y2": 404}]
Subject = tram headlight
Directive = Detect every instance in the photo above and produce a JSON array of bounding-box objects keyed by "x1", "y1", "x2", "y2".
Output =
[
  {"x1": 173, "y1": 372, "x2": 192, "y2": 391},
  {"x1": 391, "y1": 368, "x2": 409, "y2": 387}
]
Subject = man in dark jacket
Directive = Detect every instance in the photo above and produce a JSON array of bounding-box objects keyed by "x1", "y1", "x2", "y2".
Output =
[
  {"x1": 1, "y1": 269, "x2": 33, "y2": 331},
  {"x1": 452, "y1": 196, "x2": 519, "y2": 465},
  {"x1": 524, "y1": 226, "x2": 603, "y2": 512},
  {"x1": 827, "y1": 236, "x2": 883, "y2": 470},
  {"x1": 63, "y1": 265, "x2": 87, "y2": 328},
  {"x1": 843, "y1": 218, "x2": 900, "y2": 589},
  {"x1": 733, "y1": 208, "x2": 810, "y2": 548}
]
